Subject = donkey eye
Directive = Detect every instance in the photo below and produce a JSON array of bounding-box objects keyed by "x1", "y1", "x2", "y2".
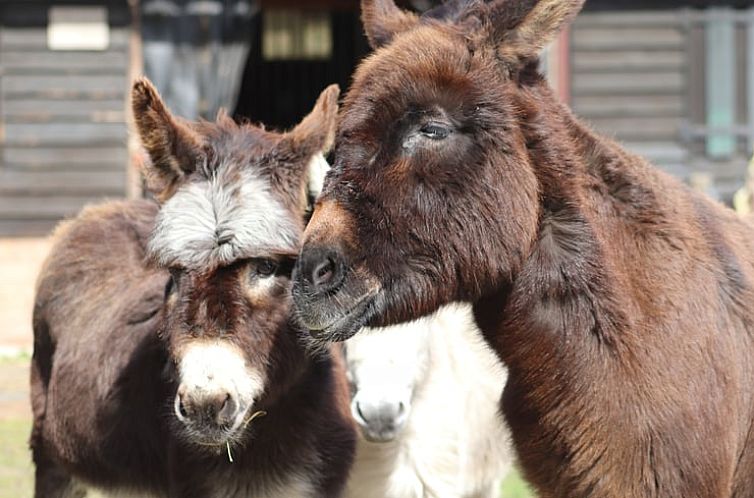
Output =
[
  {"x1": 253, "y1": 259, "x2": 279, "y2": 278},
  {"x1": 165, "y1": 270, "x2": 180, "y2": 299},
  {"x1": 420, "y1": 122, "x2": 451, "y2": 140}
]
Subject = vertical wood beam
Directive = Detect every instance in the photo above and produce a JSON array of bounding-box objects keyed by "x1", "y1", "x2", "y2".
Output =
[{"x1": 705, "y1": 7, "x2": 736, "y2": 159}]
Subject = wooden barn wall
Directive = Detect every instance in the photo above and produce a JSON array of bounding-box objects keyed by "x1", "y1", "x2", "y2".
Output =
[
  {"x1": 570, "y1": 11, "x2": 690, "y2": 180},
  {"x1": 0, "y1": 1, "x2": 131, "y2": 237},
  {"x1": 570, "y1": 8, "x2": 754, "y2": 202}
]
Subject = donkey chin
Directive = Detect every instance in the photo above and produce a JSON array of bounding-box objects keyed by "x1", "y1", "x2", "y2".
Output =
[{"x1": 294, "y1": 286, "x2": 383, "y2": 344}]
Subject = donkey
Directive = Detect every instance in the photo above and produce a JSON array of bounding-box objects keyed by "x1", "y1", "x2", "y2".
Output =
[
  {"x1": 30, "y1": 78, "x2": 355, "y2": 498},
  {"x1": 344, "y1": 304, "x2": 513, "y2": 498},
  {"x1": 291, "y1": 0, "x2": 754, "y2": 496}
]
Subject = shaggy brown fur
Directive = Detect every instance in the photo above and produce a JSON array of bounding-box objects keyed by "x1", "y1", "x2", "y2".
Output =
[
  {"x1": 291, "y1": 1, "x2": 754, "y2": 497},
  {"x1": 31, "y1": 79, "x2": 355, "y2": 497}
]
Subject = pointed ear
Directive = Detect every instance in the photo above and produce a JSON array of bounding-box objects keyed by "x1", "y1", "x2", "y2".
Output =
[
  {"x1": 361, "y1": 0, "x2": 419, "y2": 49},
  {"x1": 483, "y1": 0, "x2": 584, "y2": 63},
  {"x1": 274, "y1": 85, "x2": 340, "y2": 203},
  {"x1": 131, "y1": 77, "x2": 205, "y2": 201},
  {"x1": 282, "y1": 84, "x2": 340, "y2": 160}
]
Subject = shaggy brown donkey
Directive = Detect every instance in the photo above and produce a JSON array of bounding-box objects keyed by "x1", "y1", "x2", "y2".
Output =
[
  {"x1": 291, "y1": 1, "x2": 754, "y2": 496},
  {"x1": 31, "y1": 79, "x2": 355, "y2": 498}
]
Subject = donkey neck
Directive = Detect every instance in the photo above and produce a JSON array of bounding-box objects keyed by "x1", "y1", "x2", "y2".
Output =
[{"x1": 475, "y1": 80, "x2": 652, "y2": 371}]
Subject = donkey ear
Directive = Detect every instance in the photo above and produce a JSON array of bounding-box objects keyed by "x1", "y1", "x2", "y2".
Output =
[
  {"x1": 282, "y1": 84, "x2": 340, "y2": 161},
  {"x1": 131, "y1": 77, "x2": 205, "y2": 201},
  {"x1": 481, "y1": 0, "x2": 585, "y2": 62},
  {"x1": 361, "y1": 0, "x2": 419, "y2": 49},
  {"x1": 274, "y1": 85, "x2": 339, "y2": 201}
]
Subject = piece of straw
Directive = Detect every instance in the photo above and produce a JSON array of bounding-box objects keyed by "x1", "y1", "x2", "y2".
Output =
[
  {"x1": 243, "y1": 410, "x2": 267, "y2": 430},
  {"x1": 226, "y1": 410, "x2": 267, "y2": 464}
]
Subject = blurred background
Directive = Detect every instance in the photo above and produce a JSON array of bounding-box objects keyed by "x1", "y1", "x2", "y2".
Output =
[{"x1": 2, "y1": 0, "x2": 754, "y2": 495}]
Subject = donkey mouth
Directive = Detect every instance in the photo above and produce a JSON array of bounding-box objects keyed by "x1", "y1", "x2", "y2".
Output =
[
  {"x1": 308, "y1": 293, "x2": 377, "y2": 342},
  {"x1": 181, "y1": 412, "x2": 248, "y2": 448}
]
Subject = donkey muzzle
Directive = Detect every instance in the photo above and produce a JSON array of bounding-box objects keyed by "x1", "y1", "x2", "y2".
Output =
[
  {"x1": 351, "y1": 396, "x2": 409, "y2": 443},
  {"x1": 175, "y1": 387, "x2": 241, "y2": 430}
]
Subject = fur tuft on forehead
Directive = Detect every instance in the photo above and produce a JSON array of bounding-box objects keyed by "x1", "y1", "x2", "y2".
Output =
[{"x1": 148, "y1": 164, "x2": 301, "y2": 270}]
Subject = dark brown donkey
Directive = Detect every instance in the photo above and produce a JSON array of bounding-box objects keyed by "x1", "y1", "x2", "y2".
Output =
[
  {"x1": 291, "y1": 1, "x2": 754, "y2": 496},
  {"x1": 31, "y1": 78, "x2": 355, "y2": 498}
]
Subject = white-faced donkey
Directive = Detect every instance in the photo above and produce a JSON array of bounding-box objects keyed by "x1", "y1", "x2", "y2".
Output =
[
  {"x1": 344, "y1": 305, "x2": 514, "y2": 498},
  {"x1": 30, "y1": 78, "x2": 355, "y2": 498}
]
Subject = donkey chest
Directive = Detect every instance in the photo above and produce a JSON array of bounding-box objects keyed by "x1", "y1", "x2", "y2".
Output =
[
  {"x1": 94, "y1": 473, "x2": 319, "y2": 498},
  {"x1": 203, "y1": 472, "x2": 319, "y2": 498}
]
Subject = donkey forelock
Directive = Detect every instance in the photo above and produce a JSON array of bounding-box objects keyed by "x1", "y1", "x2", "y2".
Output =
[{"x1": 148, "y1": 164, "x2": 300, "y2": 271}]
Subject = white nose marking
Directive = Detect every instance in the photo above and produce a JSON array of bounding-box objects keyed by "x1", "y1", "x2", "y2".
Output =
[{"x1": 178, "y1": 341, "x2": 265, "y2": 408}]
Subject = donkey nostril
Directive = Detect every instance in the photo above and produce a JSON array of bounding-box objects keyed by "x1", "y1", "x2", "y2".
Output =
[
  {"x1": 397, "y1": 401, "x2": 406, "y2": 416},
  {"x1": 355, "y1": 401, "x2": 367, "y2": 423},
  {"x1": 313, "y1": 258, "x2": 335, "y2": 286},
  {"x1": 175, "y1": 393, "x2": 189, "y2": 421},
  {"x1": 216, "y1": 393, "x2": 237, "y2": 426}
]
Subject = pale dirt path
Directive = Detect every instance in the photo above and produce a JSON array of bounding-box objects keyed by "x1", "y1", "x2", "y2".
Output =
[
  {"x1": 0, "y1": 237, "x2": 52, "y2": 356},
  {"x1": 0, "y1": 360, "x2": 30, "y2": 421},
  {"x1": 0, "y1": 236, "x2": 49, "y2": 421}
]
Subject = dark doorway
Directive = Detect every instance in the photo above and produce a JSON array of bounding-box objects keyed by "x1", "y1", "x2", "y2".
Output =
[{"x1": 234, "y1": 7, "x2": 369, "y2": 130}]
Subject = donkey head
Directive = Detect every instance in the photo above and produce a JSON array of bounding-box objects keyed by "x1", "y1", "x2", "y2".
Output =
[
  {"x1": 131, "y1": 78, "x2": 339, "y2": 448},
  {"x1": 292, "y1": 0, "x2": 583, "y2": 341}
]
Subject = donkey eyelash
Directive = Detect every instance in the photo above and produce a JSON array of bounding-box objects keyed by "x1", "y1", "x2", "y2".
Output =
[
  {"x1": 247, "y1": 257, "x2": 296, "y2": 279},
  {"x1": 420, "y1": 123, "x2": 452, "y2": 140},
  {"x1": 165, "y1": 268, "x2": 182, "y2": 299},
  {"x1": 250, "y1": 259, "x2": 279, "y2": 278}
]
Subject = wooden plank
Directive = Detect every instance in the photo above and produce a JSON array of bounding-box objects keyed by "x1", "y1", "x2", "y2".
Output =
[
  {"x1": 3, "y1": 99, "x2": 124, "y2": 114},
  {"x1": 1, "y1": 50, "x2": 128, "y2": 74},
  {"x1": 3, "y1": 110, "x2": 125, "y2": 124},
  {"x1": 0, "y1": 220, "x2": 61, "y2": 237},
  {"x1": 622, "y1": 142, "x2": 689, "y2": 163},
  {"x1": 2, "y1": 88, "x2": 124, "y2": 100},
  {"x1": 4, "y1": 122, "x2": 127, "y2": 146},
  {"x1": 686, "y1": 19, "x2": 706, "y2": 132},
  {"x1": 572, "y1": 28, "x2": 684, "y2": 51},
  {"x1": 705, "y1": 8, "x2": 736, "y2": 158},
  {"x1": 572, "y1": 95, "x2": 684, "y2": 118},
  {"x1": 2, "y1": 75, "x2": 127, "y2": 94},
  {"x1": 0, "y1": 170, "x2": 126, "y2": 195},
  {"x1": 0, "y1": 195, "x2": 115, "y2": 219},
  {"x1": 586, "y1": 117, "x2": 681, "y2": 141},
  {"x1": 4, "y1": 146, "x2": 128, "y2": 169},
  {"x1": 574, "y1": 11, "x2": 682, "y2": 28},
  {"x1": 572, "y1": 50, "x2": 684, "y2": 72},
  {"x1": 0, "y1": 28, "x2": 129, "y2": 49},
  {"x1": 572, "y1": 72, "x2": 684, "y2": 95},
  {"x1": 655, "y1": 163, "x2": 690, "y2": 181},
  {"x1": 3, "y1": 99, "x2": 125, "y2": 123}
]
